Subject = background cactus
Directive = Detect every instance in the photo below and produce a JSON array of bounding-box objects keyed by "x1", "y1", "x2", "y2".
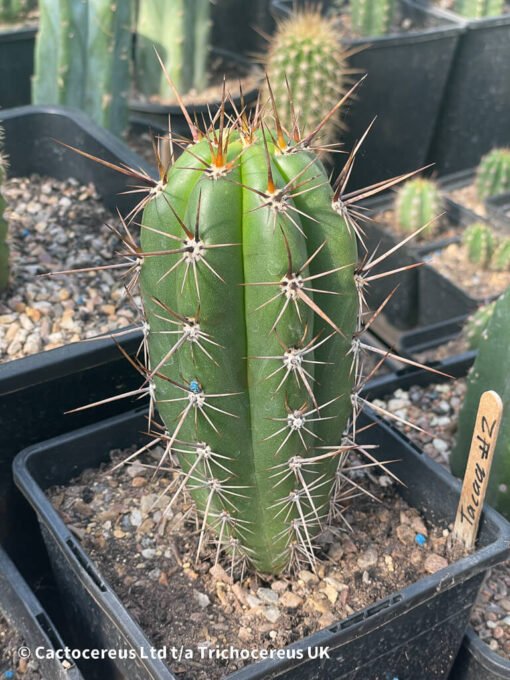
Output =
[
  {"x1": 451, "y1": 287, "x2": 510, "y2": 517},
  {"x1": 476, "y1": 148, "x2": 510, "y2": 200},
  {"x1": 462, "y1": 222, "x2": 496, "y2": 266},
  {"x1": 454, "y1": 0, "x2": 504, "y2": 18},
  {"x1": 262, "y1": 8, "x2": 345, "y2": 145},
  {"x1": 348, "y1": 0, "x2": 396, "y2": 36},
  {"x1": 492, "y1": 239, "x2": 510, "y2": 272},
  {"x1": 138, "y1": 107, "x2": 360, "y2": 575},
  {"x1": 394, "y1": 177, "x2": 442, "y2": 239},
  {"x1": 32, "y1": 0, "x2": 132, "y2": 136},
  {"x1": 464, "y1": 300, "x2": 496, "y2": 350},
  {"x1": 0, "y1": 0, "x2": 35, "y2": 22},
  {"x1": 0, "y1": 130, "x2": 8, "y2": 292},
  {"x1": 135, "y1": 0, "x2": 212, "y2": 100}
]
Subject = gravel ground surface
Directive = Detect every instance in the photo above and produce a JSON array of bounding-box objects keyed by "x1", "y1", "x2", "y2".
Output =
[
  {"x1": 48, "y1": 446, "x2": 463, "y2": 680},
  {"x1": 447, "y1": 182, "x2": 486, "y2": 219},
  {"x1": 374, "y1": 377, "x2": 510, "y2": 660},
  {"x1": 1, "y1": 175, "x2": 139, "y2": 362},
  {"x1": 0, "y1": 614, "x2": 42, "y2": 679}
]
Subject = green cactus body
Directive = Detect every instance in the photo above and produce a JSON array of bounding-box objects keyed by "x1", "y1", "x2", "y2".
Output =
[
  {"x1": 451, "y1": 287, "x2": 510, "y2": 517},
  {"x1": 0, "y1": 142, "x2": 8, "y2": 292},
  {"x1": 462, "y1": 222, "x2": 496, "y2": 266},
  {"x1": 394, "y1": 178, "x2": 442, "y2": 238},
  {"x1": 139, "y1": 128, "x2": 358, "y2": 574},
  {"x1": 464, "y1": 301, "x2": 496, "y2": 350},
  {"x1": 263, "y1": 10, "x2": 345, "y2": 144},
  {"x1": 0, "y1": 0, "x2": 35, "y2": 23},
  {"x1": 135, "y1": 0, "x2": 211, "y2": 100},
  {"x1": 476, "y1": 148, "x2": 510, "y2": 200},
  {"x1": 32, "y1": 0, "x2": 131, "y2": 136},
  {"x1": 454, "y1": 0, "x2": 504, "y2": 18},
  {"x1": 491, "y1": 239, "x2": 510, "y2": 272},
  {"x1": 349, "y1": 0, "x2": 396, "y2": 36}
]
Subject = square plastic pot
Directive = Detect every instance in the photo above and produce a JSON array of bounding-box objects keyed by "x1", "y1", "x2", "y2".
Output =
[
  {"x1": 12, "y1": 399, "x2": 510, "y2": 680},
  {"x1": 0, "y1": 105, "x2": 152, "y2": 574},
  {"x1": 0, "y1": 544, "x2": 83, "y2": 679},
  {"x1": 0, "y1": 25, "x2": 36, "y2": 109},
  {"x1": 426, "y1": 5, "x2": 510, "y2": 175},
  {"x1": 272, "y1": 0, "x2": 462, "y2": 191},
  {"x1": 486, "y1": 192, "x2": 510, "y2": 232}
]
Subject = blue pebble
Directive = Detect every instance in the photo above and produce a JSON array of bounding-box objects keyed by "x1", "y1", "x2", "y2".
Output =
[
  {"x1": 77, "y1": 295, "x2": 84, "y2": 305},
  {"x1": 21, "y1": 228, "x2": 30, "y2": 238},
  {"x1": 189, "y1": 379, "x2": 201, "y2": 394},
  {"x1": 415, "y1": 533, "x2": 427, "y2": 546}
]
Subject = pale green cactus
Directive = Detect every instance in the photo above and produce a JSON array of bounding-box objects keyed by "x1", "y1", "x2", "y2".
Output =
[
  {"x1": 394, "y1": 178, "x2": 442, "y2": 239},
  {"x1": 476, "y1": 148, "x2": 510, "y2": 200},
  {"x1": 454, "y1": 0, "x2": 504, "y2": 18},
  {"x1": 348, "y1": 0, "x2": 396, "y2": 36},
  {"x1": 135, "y1": 0, "x2": 212, "y2": 100},
  {"x1": 32, "y1": 0, "x2": 132, "y2": 136},
  {"x1": 464, "y1": 301, "x2": 496, "y2": 350},
  {"x1": 0, "y1": 0, "x2": 35, "y2": 22},
  {"x1": 491, "y1": 239, "x2": 510, "y2": 272},
  {"x1": 462, "y1": 222, "x2": 496, "y2": 266}
]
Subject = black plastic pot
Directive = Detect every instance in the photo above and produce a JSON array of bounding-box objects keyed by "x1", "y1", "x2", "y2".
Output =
[
  {"x1": 426, "y1": 5, "x2": 510, "y2": 175},
  {"x1": 486, "y1": 192, "x2": 510, "y2": 232},
  {"x1": 0, "y1": 24, "x2": 36, "y2": 109},
  {"x1": 272, "y1": 0, "x2": 462, "y2": 191},
  {"x1": 130, "y1": 48, "x2": 261, "y2": 134},
  {"x1": 0, "y1": 106, "x2": 152, "y2": 576},
  {"x1": 450, "y1": 627, "x2": 510, "y2": 680},
  {"x1": 359, "y1": 172, "x2": 482, "y2": 330},
  {"x1": 13, "y1": 396, "x2": 510, "y2": 679},
  {"x1": 398, "y1": 314, "x2": 468, "y2": 356},
  {"x1": 0, "y1": 545, "x2": 83, "y2": 679}
]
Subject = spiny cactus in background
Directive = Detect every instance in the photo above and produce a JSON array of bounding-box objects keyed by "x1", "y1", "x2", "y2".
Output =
[
  {"x1": 348, "y1": 0, "x2": 396, "y2": 36},
  {"x1": 0, "y1": 130, "x2": 8, "y2": 292},
  {"x1": 476, "y1": 148, "x2": 510, "y2": 200},
  {"x1": 263, "y1": 8, "x2": 345, "y2": 145},
  {"x1": 135, "y1": 0, "x2": 211, "y2": 100},
  {"x1": 394, "y1": 178, "x2": 442, "y2": 239},
  {"x1": 462, "y1": 222, "x2": 496, "y2": 266},
  {"x1": 0, "y1": 0, "x2": 35, "y2": 22},
  {"x1": 464, "y1": 300, "x2": 496, "y2": 350},
  {"x1": 451, "y1": 287, "x2": 510, "y2": 517},
  {"x1": 454, "y1": 0, "x2": 504, "y2": 18},
  {"x1": 491, "y1": 238, "x2": 510, "y2": 272},
  {"x1": 32, "y1": 0, "x2": 132, "y2": 136}
]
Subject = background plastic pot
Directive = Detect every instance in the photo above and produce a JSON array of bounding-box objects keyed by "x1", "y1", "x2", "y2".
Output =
[
  {"x1": 486, "y1": 192, "x2": 510, "y2": 232},
  {"x1": 0, "y1": 105, "x2": 151, "y2": 579},
  {"x1": 450, "y1": 626, "x2": 510, "y2": 680},
  {"x1": 0, "y1": 545, "x2": 83, "y2": 679},
  {"x1": 0, "y1": 25, "x2": 36, "y2": 109},
  {"x1": 13, "y1": 397, "x2": 510, "y2": 679},
  {"x1": 426, "y1": 5, "x2": 510, "y2": 175},
  {"x1": 272, "y1": 0, "x2": 462, "y2": 191}
]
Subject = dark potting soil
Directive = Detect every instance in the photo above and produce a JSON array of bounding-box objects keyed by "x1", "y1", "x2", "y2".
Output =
[
  {"x1": 0, "y1": 613, "x2": 43, "y2": 679},
  {"x1": 374, "y1": 378, "x2": 510, "y2": 659},
  {"x1": 0, "y1": 174, "x2": 137, "y2": 361},
  {"x1": 47, "y1": 446, "x2": 463, "y2": 680},
  {"x1": 426, "y1": 242, "x2": 510, "y2": 299}
]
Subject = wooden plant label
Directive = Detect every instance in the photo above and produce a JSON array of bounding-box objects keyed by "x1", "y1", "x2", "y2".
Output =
[{"x1": 453, "y1": 390, "x2": 503, "y2": 550}]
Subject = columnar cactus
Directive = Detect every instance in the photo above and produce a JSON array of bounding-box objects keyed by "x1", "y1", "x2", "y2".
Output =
[
  {"x1": 32, "y1": 0, "x2": 132, "y2": 136},
  {"x1": 0, "y1": 0, "x2": 35, "y2": 22},
  {"x1": 476, "y1": 148, "x2": 510, "y2": 200},
  {"x1": 464, "y1": 301, "x2": 496, "y2": 350},
  {"x1": 394, "y1": 178, "x2": 442, "y2": 239},
  {"x1": 454, "y1": 0, "x2": 504, "y2": 18},
  {"x1": 0, "y1": 131, "x2": 8, "y2": 292},
  {"x1": 137, "y1": 98, "x2": 363, "y2": 575},
  {"x1": 462, "y1": 222, "x2": 496, "y2": 266},
  {"x1": 491, "y1": 239, "x2": 510, "y2": 272},
  {"x1": 263, "y1": 9, "x2": 345, "y2": 144},
  {"x1": 348, "y1": 0, "x2": 396, "y2": 36},
  {"x1": 135, "y1": 0, "x2": 212, "y2": 100},
  {"x1": 451, "y1": 287, "x2": 510, "y2": 517}
]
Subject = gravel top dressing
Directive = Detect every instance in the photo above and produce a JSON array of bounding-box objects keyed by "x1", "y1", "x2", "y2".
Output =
[
  {"x1": 1, "y1": 174, "x2": 138, "y2": 362},
  {"x1": 48, "y1": 445, "x2": 462, "y2": 680},
  {"x1": 415, "y1": 336, "x2": 469, "y2": 365},
  {"x1": 375, "y1": 378, "x2": 510, "y2": 661},
  {"x1": 0, "y1": 614, "x2": 42, "y2": 679},
  {"x1": 427, "y1": 242, "x2": 510, "y2": 299}
]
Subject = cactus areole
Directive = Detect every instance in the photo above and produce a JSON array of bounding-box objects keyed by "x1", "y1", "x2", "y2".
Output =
[{"x1": 139, "y1": 106, "x2": 360, "y2": 574}]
